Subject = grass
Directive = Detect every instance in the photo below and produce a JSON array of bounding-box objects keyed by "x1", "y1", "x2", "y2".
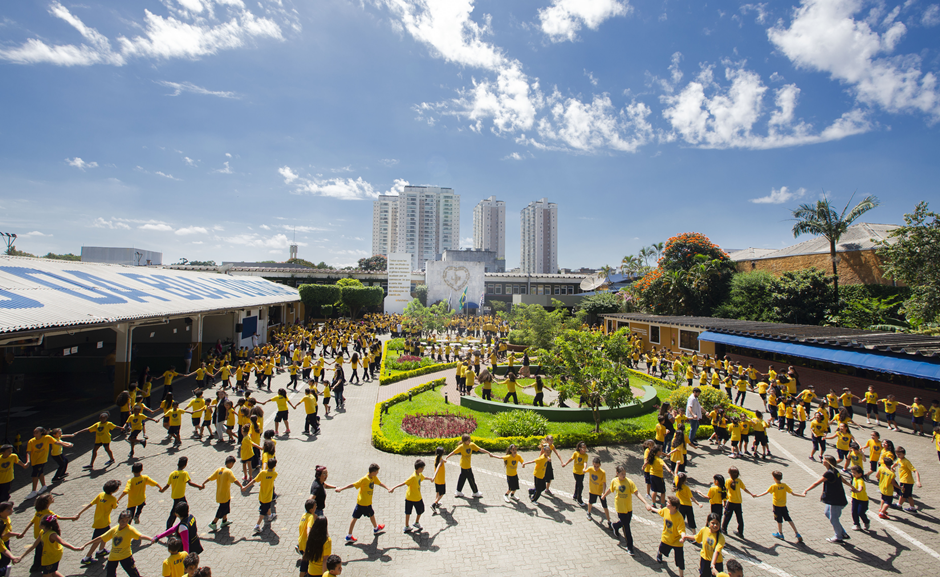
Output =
[
  {"x1": 380, "y1": 385, "x2": 669, "y2": 445},
  {"x1": 473, "y1": 378, "x2": 537, "y2": 404}
]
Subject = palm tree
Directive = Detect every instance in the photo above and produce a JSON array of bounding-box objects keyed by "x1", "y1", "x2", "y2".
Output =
[
  {"x1": 791, "y1": 192, "x2": 880, "y2": 309},
  {"x1": 638, "y1": 246, "x2": 655, "y2": 268},
  {"x1": 651, "y1": 242, "x2": 665, "y2": 264},
  {"x1": 599, "y1": 264, "x2": 614, "y2": 290}
]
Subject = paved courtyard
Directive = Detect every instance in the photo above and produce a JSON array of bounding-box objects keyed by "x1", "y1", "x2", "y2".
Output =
[{"x1": 4, "y1": 362, "x2": 940, "y2": 577}]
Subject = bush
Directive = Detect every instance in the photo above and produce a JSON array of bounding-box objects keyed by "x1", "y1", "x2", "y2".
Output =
[
  {"x1": 387, "y1": 338, "x2": 405, "y2": 351},
  {"x1": 665, "y1": 385, "x2": 754, "y2": 420},
  {"x1": 321, "y1": 304, "x2": 333, "y2": 318},
  {"x1": 379, "y1": 362, "x2": 459, "y2": 385},
  {"x1": 508, "y1": 330, "x2": 528, "y2": 345},
  {"x1": 386, "y1": 355, "x2": 438, "y2": 371},
  {"x1": 492, "y1": 410, "x2": 549, "y2": 437}
]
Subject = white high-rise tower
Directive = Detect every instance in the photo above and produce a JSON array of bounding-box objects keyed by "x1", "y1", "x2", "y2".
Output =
[
  {"x1": 520, "y1": 198, "x2": 558, "y2": 274},
  {"x1": 473, "y1": 195, "x2": 506, "y2": 260},
  {"x1": 371, "y1": 186, "x2": 460, "y2": 270}
]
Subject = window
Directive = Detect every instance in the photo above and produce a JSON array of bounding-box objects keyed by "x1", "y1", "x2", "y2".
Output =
[
  {"x1": 679, "y1": 330, "x2": 700, "y2": 352},
  {"x1": 650, "y1": 325, "x2": 660, "y2": 344},
  {"x1": 495, "y1": 284, "x2": 502, "y2": 294},
  {"x1": 554, "y1": 286, "x2": 560, "y2": 295},
  {"x1": 487, "y1": 284, "x2": 494, "y2": 294}
]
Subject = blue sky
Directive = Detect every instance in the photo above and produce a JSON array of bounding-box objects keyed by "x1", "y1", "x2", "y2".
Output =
[{"x1": 1, "y1": 0, "x2": 938, "y2": 269}]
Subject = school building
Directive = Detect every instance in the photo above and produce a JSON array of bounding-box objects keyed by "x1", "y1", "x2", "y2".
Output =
[
  {"x1": 0, "y1": 256, "x2": 301, "y2": 435},
  {"x1": 601, "y1": 313, "x2": 940, "y2": 407}
]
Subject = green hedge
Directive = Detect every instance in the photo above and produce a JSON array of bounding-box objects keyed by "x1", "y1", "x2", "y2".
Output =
[
  {"x1": 372, "y1": 377, "x2": 714, "y2": 454},
  {"x1": 378, "y1": 339, "x2": 458, "y2": 385},
  {"x1": 839, "y1": 284, "x2": 911, "y2": 302}
]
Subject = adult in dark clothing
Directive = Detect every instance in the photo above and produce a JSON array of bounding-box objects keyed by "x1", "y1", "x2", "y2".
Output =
[
  {"x1": 801, "y1": 455, "x2": 851, "y2": 543},
  {"x1": 309, "y1": 465, "x2": 335, "y2": 516},
  {"x1": 154, "y1": 502, "x2": 204, "y2": 554}
]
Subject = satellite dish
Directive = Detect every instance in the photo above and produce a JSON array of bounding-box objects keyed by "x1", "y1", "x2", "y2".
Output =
[
  {"x1": 219, "y1": 264, "x2": 234, "y2": 274},
  {"x1": 580, "y1": 273, "x2": 606, "y2": 291}
]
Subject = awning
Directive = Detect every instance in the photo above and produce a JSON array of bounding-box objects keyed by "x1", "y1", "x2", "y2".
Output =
[{"x1": 698, "y1": 331, "x2": 940, "y2": 382}]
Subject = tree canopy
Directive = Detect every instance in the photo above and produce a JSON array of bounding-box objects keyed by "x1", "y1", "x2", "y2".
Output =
[
  {"x1": 357, "y1": 255, "x2": 387, "y2": 271},
  {"x1": 878, "y1": 201, "x2": 940, "y2": 326}
]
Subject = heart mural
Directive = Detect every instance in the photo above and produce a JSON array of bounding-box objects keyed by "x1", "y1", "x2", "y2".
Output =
[{"x1": 442, "y1": 266, "x2": 470, "y2": 291}]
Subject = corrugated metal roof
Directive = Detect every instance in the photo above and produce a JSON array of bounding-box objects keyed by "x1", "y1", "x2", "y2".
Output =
[
  {"x1": 0, "y1": 256, "x2": 299, "y2": 335},
  {"x1": 729, "y1": 223, "x2": 899, "y2": 261},
  {"x1": 601, "y1": 313, "x2": 940, "y2": 359}
]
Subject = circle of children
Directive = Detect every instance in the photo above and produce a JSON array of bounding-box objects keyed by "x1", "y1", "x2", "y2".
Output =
[{"x1": 1, "y1": 318, "x2": 937, "y2": 577}]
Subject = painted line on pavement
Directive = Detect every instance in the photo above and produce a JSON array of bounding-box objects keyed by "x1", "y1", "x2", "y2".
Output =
[
  {"x1": 446, "y1": 461, "x2": 798, "y2": 577},
  {"x1": 769, "y1": 437, "x2": 940, "y2": 562}
]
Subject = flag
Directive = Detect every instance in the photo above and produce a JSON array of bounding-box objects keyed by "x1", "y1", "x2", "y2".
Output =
[
  {"x1": 459, "y1": 287, "x2": 467, "y2": 311},
  {"x1": 479, "y1": 290, "x2": 485, "y2": 309}
]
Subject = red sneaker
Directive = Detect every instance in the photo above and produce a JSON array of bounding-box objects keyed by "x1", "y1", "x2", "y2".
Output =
[{"x1": 373, "y1": 524, "x2": 385, "y2": 534}]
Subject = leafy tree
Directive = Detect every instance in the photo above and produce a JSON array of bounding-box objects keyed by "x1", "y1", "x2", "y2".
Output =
[
  {"x1": 188, "y1": 260, "x2": 216, "y2": 266},
  {"x1": 412, "y1": 284, "x2": 428, "y2": 306},
  {"x1": 336, "y1": 278, "x2": 364, "y2": 288},
  {"x1": 538, "y1": 328, "x2": 635, "y2": 433},
  {"x1": 6, "y1": 248, "x2": 36, "y2": 257},
  {"x1": 829, "y1": 295, "x2": 907, "y2": 330},
  {"x1": 357, "y1": 255, "x2": 387, "y2": 271},
  {"x1": 791, "y1": 192, "x2": 880, "y2": 310},
  {"x1": 315, "y1": 261, "x2": 331, "y2": 269},
  {"x1": 490, "y1": 300, "x2": 507, "y2": 313},
  {"x1": 341, "y1": 285, "x2": 384, "y2": 319},
  {"x1": 576, "y1": 292, "x2": 622, "y2": 318},
  {"x1": 878, "y1": 202, "x2": 940, "y2": 326},
  {"x1": 298, "y1": 284, "x2": 341, "y2": 318},
  {"x1": 503, "y1": 301, "x2": 579, "y2": 351},
  {"x1": 42, "y1": 252, "x2": 81, "y2": 261},
  {"x1": 769, "y1": 268, "x2": 835, "y2": 325},
  {"x1": 286, "y1": 258, "x2": 316, "y2": 268},
  {"x1": 404, "y1": 299, "x2": 454, "y2": 333},
  {"x1": 714, "y1": 271, "x2": 776, "y2": 322}
]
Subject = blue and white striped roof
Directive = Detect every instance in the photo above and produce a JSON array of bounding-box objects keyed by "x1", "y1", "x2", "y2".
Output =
[{"x1": 0, "y1": 256, "x2": 299, "y2": 334}]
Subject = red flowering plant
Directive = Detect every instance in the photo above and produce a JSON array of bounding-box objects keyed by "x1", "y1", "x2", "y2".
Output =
[{"x1": 401, "y1": 412, "x2": 477, "y2": 439}]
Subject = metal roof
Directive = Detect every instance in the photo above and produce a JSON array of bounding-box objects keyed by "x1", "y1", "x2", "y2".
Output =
[
  {"x1": 0, "y1": 256, "x2": 299, "y2": 335},
  {"x1": 601, "y1": 313, "x2": 940, "y2": 359},
  {"x1": 727, "y1": 223, "x2": 899, "y2": 261}
]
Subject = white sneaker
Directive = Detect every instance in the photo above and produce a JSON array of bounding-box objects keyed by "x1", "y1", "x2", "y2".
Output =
[
  {"x1": 412, "y1": 523, "x2": 422, "y2": 530},
  {"x1": 253, "y1": 524, "x2": 262, "y2": 534},
  {"x1": 25, "y1": 490, "x2": 38, "y2": 499},
  {"x1": 503, "y1": 494, "x2": 510, "y2": 503},
  {"x1": 454, "y1": 491, "x2": 465, "y2": 498},
  {"x1": 851, "y1": 524, "x2": 860, "y2": 531},
  {"x1": 39, "y1": 485, "x2": 48, "y2": 494},
  {"x1": 472, "y1": 492, "x2": 483, "y2": 498}
]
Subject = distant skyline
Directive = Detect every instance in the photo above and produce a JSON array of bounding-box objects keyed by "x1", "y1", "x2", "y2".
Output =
[{"x1": 1, "y1": 1, "x2": 938, "y2": 269}]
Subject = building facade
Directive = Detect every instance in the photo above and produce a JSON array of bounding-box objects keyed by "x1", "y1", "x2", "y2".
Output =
[
  {"x1": 473, "y1": 195, "x2": 506, "y2": 261},
  {"x1": 520, "y1": 198, "x2": 558, "y2": 274},
  {"x1": 371, "y1": 194, "x2": 399, "y2": 257},
  {"x1": 81, "y1": 246, "x2": 162, "y2": 266},
  {"x1": 371, "y1": 186, "x2": 460, "y2": 270},
  {"x1": 442, "y1": 248, "x2": 505, "y2": 273}
]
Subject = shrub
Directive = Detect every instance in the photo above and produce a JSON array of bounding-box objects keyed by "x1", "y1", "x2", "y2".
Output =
[
  {"x1": 402, "y1": 412, "x2": 477, "y2": 438},
  {"x1": 379, "y1": 362, "x2": 459, "y2": 386},
  {"x1": 665, "y1": 385, "x2": 753, "y2": 420},
  {"x1": 387, "y1": 338, "x2": 405, "y2": 351},
  {"x1": 508, "y1": 330, "x2": 528, "y2": 345},
  {"x1": 386, "y1": 355, "x2": 437, "y2": 372},
  {"x1": 492, "y1": 410, "x2": 549, "y2": 437}
]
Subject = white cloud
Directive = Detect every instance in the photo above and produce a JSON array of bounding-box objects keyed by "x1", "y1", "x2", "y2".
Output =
[
  {"x1": 155, "y1": 171, "x2": 181, "y2": 180},
  {"x1": 384, "y1": 178, "x2": 409, "y2": 196},
  {"x1": 175, "y1": 226, "x2": 208, "y2": 235},
  {"x1": 260, "y1": 224, "x2": 271, "y2": 230},
  {"x1": 768, "y1": 0, "x2": 940, "y2": 118},
  {"x1": 660, "y1": 61, "x2": 872, "y2": 149},
  {"x1": 379, "y1": 158, "x2": 399, "y2": 167},
  {"x1": 213, "y1": 161, "x2": 233, "y2": 174},
  {"x1": 331, "y1": 165, "x2": 353, "y2": 173},
  {"x1": 924, "y1": 5, "x2": 940, "y2": 27},
  {"x1": 278, "y1": 166, "x2": 299, "y2": 183},
  {"x1": 156, "y1": 80, "x2": 238, "y2": 98},
  {"x1": 750, "y1": 186, "x2": 807, "y2": 204},
  {"x1": 538, "y1": 0, "x2": 632, "y2": 43},
  {"x1": 280, "y1": 225, "x2": 328, "y2": 233},
  {"x1": 220, "y1": 232, "x2": 303, "y2": 249},
  {"x1": 225, "y1": 152, "x2": 232, "y2": 157},
  {"x1": 536, "y1": 92, "x2": 653, "y2": 153},
  {"x1": 0, "y1": 1, "x2": 285, "y2": 67},
  {"x1": 293, "y1": 176, "x2": 379, "y2": 200},
  {"x1": 139, "y1": 223, "x2": 174, "y2": 232},
  {"x1": 183, "y1": 156, "x2": 197, "y2": 166},
  {"x1": 92, "y1": 217, "x2": 131, "y2": 230},
  {"x1": 740, "y1": 3, "x2": 770, "y2": 24},
  {"x1": 503, "y1": 152, "x2": 524, "y2": 160},
  {"x1": 585, "y1": 69, "x2": 598, "y2": 86},
  {"x1": 66, "y1": 157, "x2": 98, "y2": 170},
  {"x1": 460, "y1": 237, "x2": 474, "y2": 248},
  {"x1": 19, "y1": 230, "x2": 51, "y2": 238}
]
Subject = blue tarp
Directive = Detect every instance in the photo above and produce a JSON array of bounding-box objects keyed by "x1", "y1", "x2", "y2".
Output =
[{"x1": 698, "y1": 331, "x2": 940, "y2": 382}]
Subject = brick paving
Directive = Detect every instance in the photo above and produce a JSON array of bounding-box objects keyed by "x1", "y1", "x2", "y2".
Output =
[{"x1": 3, "y1": 351, "x2": 940, "y2": 577}]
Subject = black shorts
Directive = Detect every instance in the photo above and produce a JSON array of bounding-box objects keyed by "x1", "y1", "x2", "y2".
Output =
[
  {"x1": 95, "y1": 442, "x2": 110, "y2": 448},
  {"x1": 913, "y1": 416, "x2": 924, "y2": 425},
  {"x1": 870, "y1": 461, "x2": 878, "y2": 472},
  {"x1": 129, "y1": 430, "x2": 142, "y2": 441},
  {"x1": 901, "y1": 483, "x2": 914, "y2": 498},
  {"x1": 168, "y1": 425, "x2": 180, "y2": 435},
  {"x1": 323, "y1": 398, "x2": 330, "y2": 406},
  {"x1": 588, "y1": 494, "x2": 608, "y2": 509},
  {"x1": 658, "y1": 543, "x2": 685, "y2": 570},
  {"x1": 867, "y1": 403, "x2": 878, "y2": 415},
  {"x1": 650, "y1": 475, "x2": 666, "y2": 494},
  {"x1": 812, "y1": 436, "x2": 826, "y2": 451},
  {"x1": 40, "y1": 562, "x2": 59, "y2": 575},
  {"x1": 405, "y1": 499, "x2": 425, "y2": 515},
  {"x1": 215, "y1": 500, "x2": 231, "y2": 518},
  {"x1": 352, "y1": 504, "x2": 375, "y2": 519},
  {"x1": 191, "y1": 418, "x2": 200, "y2": 427},
  {"x1": 773, "y1": 505, "x2": 791, "y2": 523},
  {"x1": 435, "y1": 483, "x2": 446, "y2": 495},
  {"x1": 881, "y1": 494, "x2": 894, "y2": 506},
  {"x1": 31, "y1": 464, "x2": 45, "y2": 477},
  {"x1": 92, "y1": 526, "x2": 110, "y2": 538},
  {"x1": 259, "y1": 501, "x2": 273, "y2": 515},
  {"x1": 887, "y1": 413, "x2": 896, "y2": 421},
  {"x1": 644, "y1": 471, "x2": 652, "y2": 485},
  {"x1": 275, "y1": 411, "x2": 289, "y2": 422},
  {"x1": 755, "y1": 432, "x2": 768, "y2": 446},
  {"x1": 507, "y1": 475, "x2": 520, "y2": 491}
]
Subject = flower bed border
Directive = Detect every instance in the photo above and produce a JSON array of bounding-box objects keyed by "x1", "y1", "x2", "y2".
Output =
[
  {"x1": 379, "y1": 340, "x2": 459, "y2": 385},
  {"x1": 459, "y1": 384, "x2": 659, "y2": 423}
]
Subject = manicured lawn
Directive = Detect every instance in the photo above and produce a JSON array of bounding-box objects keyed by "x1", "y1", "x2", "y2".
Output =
[
  {"x1": 380, "y1": 384, "x2": 669, "y2": 445},
  {"x1": 473, "y1": 378, "x2": 537, "y2": 405}
]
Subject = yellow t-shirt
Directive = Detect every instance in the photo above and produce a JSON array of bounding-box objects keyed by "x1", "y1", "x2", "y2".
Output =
[
  {"x1": 89, "y1": 422, "x2": 118, "y2": 444},
  {"x1": 882, "y1": 400, "x2": 897, "y2": 414},
  {"x1": 810, "y1": 420, "x2": 828, "y2": 437},
  {"x1": 865, "y1": 439, "x2": 882, "y2": 462},
  {"x1": 162, "y1": 551, "x2": 187, "y2": 577},
  {"x1": 725, "y1": 478, "x2": 746, "y2": 504},
  {"x1": 298, "y1": 512, "x2": 314, "y2": 551},
  {"x1": 864, "y1": 391, "x2": 879, "y2": 404},
  {"x1": 912, "y1": 403, "x2": 927, "y2": 418},
  {"x1": 587, "y1": 466, "x2": 606, "y2": 495},
  {"x1": 878, "y1": 466, "x2": 896, "y2": 496},
  {"x1": 90, "y1": 491, "x2": 118, "y2": 529},
  {"x1": 610, "y1": 477, "x2": 637, "y2": 514},
  {"x1": 167, "y1": 409, "x2": 185, "y2": 427},
  {"x1": 167, "y1": 470, "x2": 191, "y2": 500},
  {"x1": 458, "y1": 442, "x2": 480, "y2": 469},
  {"x1": 303, "y1": 394, "x2": 318, "y2": 414},
  {"x1": 404, "y1": 472, "x2": 425, "y2": 501},
  {"x1": 40, "y1": 530, "x2": 63, "y2": 566},
  {"x1": 501, "y1": 455, "x2": 523, "y2": 477},
  {"x1": 852, "y1": 476, "x2": 868, "y2": 502},
  {"x1": 254, "y1": 470, "x2": 278, "y2": 503},
  {"x1": 695, "y1": 527, "x2": 725, "y2": 563},
  {"x1": 273, "y1": 395, "x2": 289, "y2": 412},
  {"x1": 659, "y1": 508, "x2": 686, "y2": 547},
  {"x1": 240, "y1": 437, "x2": 255, "y2": 461},
  {"x1": 306, "y1": 537, "x2": 332, "y2": 576},
  {"x1": 102, "y1": 525, "x2": 143, "y2": 561},
  {"x1": 124, "y1": 474, "x2": 160, "y2": 507},
  {"x1": 533, "y1": 455, "x2": 549, "y2": 479},
  {"x1": 185, "y1": 398, "x2": 206, "y2": 419},
  {"x1": 896, "y1": 458, "x2": 916, "y2": 485},
  {"x1": 835, "y1": 431, "x2": 853, "y2": 451},
  {"x1": 767, "y1": 482, "x2": 792, "y2": 507},
  {"x1": 569, "y1": 451, "x2": 588, "y2": 475},
  {"x1": 433, "y1": 460, "x2": 446, "y2": 484},
  {"x1": 706, "y1": 485, "x2": 723, "y2": 505},
  {"x1": 354, "y1": 475, "x2": 380, "y2": 507},
  {"x1": 0, "y1": 454, "x2": 21, "y2": 483},
  {"x1": 126, "y1": 414, "x2": 147, "y2": 431},
  {"x1": 27, "y1": 435, "x2": 56, "y2": 466},
  {"x1": 209, "y1": 467, "x2": 237, "y2": 503},
  {"x1": 674, "y1": 478, "x2": 693, "y2": 506}
]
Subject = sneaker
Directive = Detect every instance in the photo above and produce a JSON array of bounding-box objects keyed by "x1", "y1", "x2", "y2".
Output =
[
  {"x1": 39, "y1": 485, "x2": 48, "y2": 494},
  {"x1": 104, "y1": 459, "x2": 115, "y2": 466},
  {"x1": 796, "y1": 533, "x2": 803, "y2": 543},
  {"x1": 83, "y1": 464, "x2": 94, "y2": 469},
  {"x1": 826, "y1": 537, "x2": 844, "y2": 543},
  {"x1": 454, "y1": 491, "x2": 465, "y2": 498},
  {"x1": 607, "y1": 521, "x2": 613, "y2": 531},
  {"x1": 878, "y1": 512, "x2": 890, "y2": 519},
  {"x1": 807, "y1": 455, "x2": 815, "y2": 461},
  {"x1": 412, "y1": 523, "x2": 422, "y2": 531},
  {"x1": 80, "y1": 557, "x2": 94, "y2": 565},
  {"x1": 863, "y1": 524, "x2": 870, "y2": 531},
  {"x1": 345, "y1": 535, "x2": 357, "y2": 542},
  {"x1": 586, "y1": 512, "x2": 592, "y2": 520},
  {"x1": 98, "y1": 549, "x2": 109, "y2": 557},
  {"x1": 545, "y1": 489, "x2": 553, "y2": 495},
  {"x1": 133, "y1": 517, "x2": 140, "y2": 525},
  {"x1": 25, "y1": 490, "x2": 38, "y2": 500},
  {"x1": 772, "y1": 532, "x2": 784, "y2": 539},
  {"x1": 656, "y1": 554, "x2": 664, "y2": 563},
  {"x1": 577, "y1": 500, "x2": 586, "y2": 508},
  {"x1": 269, "y1": 513, "x2": 277, "y2": 522},
  {"x1": 851, "y1": 524, "x2": 860, "y2": 531},
  {"x1": 373, "y1": 524, "x2": 385, "y2": 534},
  {"x1": 627, "y1": 549, "x2": 635, "y2": 557},
  {"x1": 220, "y1": 520, "x2": 233, "y2": 527},
  {"x1": 905, "y1": 507, "x2": 918, "y2": 513},
  {"x1": 253, "y1": 524, "x2": 261, "y2": 534},
  {"x1": 503, "y1": 494, "x2": 510, "y2": 503},
  {"x1": 403, "y1": 526, "x2": 412, "y2": 533},
  {"x1": 472, "y1": 492, "x2": 483, "y2": 498},
  {"x1": 734, "y1": 530, "x2": 744, "y2": 538}
]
